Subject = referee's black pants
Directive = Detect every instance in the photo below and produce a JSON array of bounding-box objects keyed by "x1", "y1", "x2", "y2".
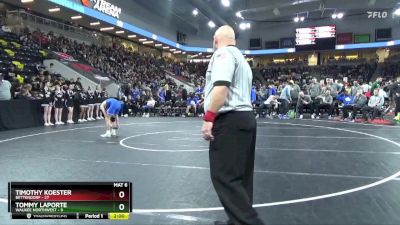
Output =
[{"x1": 210, "y1": 111, "x2": 265, "y2": 225}]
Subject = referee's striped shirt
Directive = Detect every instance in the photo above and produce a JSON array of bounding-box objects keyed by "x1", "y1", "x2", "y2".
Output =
[{"x1": 204, "y1": 45, "x2": 253, "y2": 113}]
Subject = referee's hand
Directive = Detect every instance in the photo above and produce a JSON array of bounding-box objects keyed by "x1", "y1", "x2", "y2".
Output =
[{"x1": 201, "y1": 121, "x2": 214, "y2": 141}]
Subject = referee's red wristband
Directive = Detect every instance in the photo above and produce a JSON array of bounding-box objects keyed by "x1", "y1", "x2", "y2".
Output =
[{"x1": 203, "y1": 111, "x2": 216, "y2": 122}]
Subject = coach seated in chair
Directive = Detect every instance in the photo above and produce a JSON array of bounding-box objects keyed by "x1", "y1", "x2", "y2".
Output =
[
  {"x1": 296, "y1": 91, "x2": 313, "y2": 119},
  {"x1": 362, "y1": 89, "x2": 384, "y2": 122},
  {"x1": 338, "y1": 90, "x2": 355, "y2": 120},
  {"x1": 342, "y1": 90, "x2": 367, "y2": 122},
  {"x1": 142, "y1": 96, "x2": 156, "y2": 118},
  {"x1": 314, "y1": 90, "x2": 333, "y2": 119},
  {"x1": 185, "y1": 93, "x2": 198, "y2": 116}
]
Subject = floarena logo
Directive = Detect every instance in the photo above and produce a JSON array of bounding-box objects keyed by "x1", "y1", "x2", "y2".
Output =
[{"x1": 81, "y1": 0, "x2": 122, "y2": 19}]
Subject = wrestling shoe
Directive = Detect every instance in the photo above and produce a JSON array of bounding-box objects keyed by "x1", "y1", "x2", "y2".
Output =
[
  {"x1": 111, "y1": 129, "x2": 117, "y2": 137},
  {"x1": 101, "y1": 132, "x2": 111, "y2": 138}
]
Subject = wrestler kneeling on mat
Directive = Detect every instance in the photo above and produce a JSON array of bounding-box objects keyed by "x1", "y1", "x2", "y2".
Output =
[{"x1": 100, "y1": 98, "x2": 122, "y2": 138}]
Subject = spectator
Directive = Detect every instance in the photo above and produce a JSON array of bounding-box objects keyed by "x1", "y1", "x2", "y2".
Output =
[
  {"x1": 328, "y1": 79, "x2": 339, "y2": 98},
  {"x1": 343, "y1": 82, "x2": 351, "y2": 94},
  {"x1": 370, "y1": 77, "x2": 382, "y2": 94},
  {"x1": 49, "y1": 63, "x2": 56, "y2": 75},
  {"x1": 338, "y1": 91, "x2": 355, "y2": 120},
  {"x1": 361, "y1": 81, "x2": 370, "y2": 94},
  {"x1": 257, "y1": 95, "x2": 279, "y2": 118},
  {"x1": 185, "y1": 93, "x2": 198, "y2": 116},
  {"x1": 94, "y1": 85, "x2": 103, "y2": 120},
  {"x1": 278, "y1": 80, "x2": 293, "y2": 119},
  {"x1": 309, "y1": 78, "x2": 321, "y2": 113},
  {"x1": 315, "y1": 90, "x2": 333, "y2": 119},
  {"x1": 75, "y1": 77, "x2": 83, "y2": 90},
  {"x1": 165, "y1": 84, "x2": 172, "y2": 102},
  {"x1": 158, "y1": 86, "x2": 166, "y2": 103},
  {"x1": 78, "y1": 86, "x2": 88, "y2": 123},
  {"x1": 65, "y1": 84, "x2": 75, "y2": 124},
  {"x1": 347, "y1": 89, "x2": 368, "y2": 122},
  {"x1": 296, "y1": 91, "x2": 313, "y2": 119},
  {"x1": 181, "y1": 86, "x2": 188, "y2": 102},
  {"x1": 0, "y1": 74, "x2": 12, "y2": 100},
  {"x1": 17, "y1": 84, "x2": 35, "y2": 100},
  {"x1": 142, "y1": 96, "x2": 156, "y2": 117},
  {"x1": 195, "y1": 84, "x2": 203, "y2": 96},
  {"x1": 87, "y1": 86, "x2": 96, "y2": 120},
  {"x1": 41, "y1": 81, "x2": 54, "y2": 126},
  {"x1": 251, "y1": 86, "x2": 257, "y2": 105},
  {"x1": 362, "y1": 89, "x2": 385, "y2": 121},
  {"x1": 267, "y1": 83, "x2": 277, "y2": 98},
  {"x1": 53, "y1": 84, "x2": 65, "y2": 125},
  {"x1": 290, "y1": 80, "x2": 301, "y2": 107},
  {"x1": 351, "y1": 80, "x2": 361, "y2": 96},
  {"x1": 197, "y1": 94, "x2": 205, "y2": 117}
]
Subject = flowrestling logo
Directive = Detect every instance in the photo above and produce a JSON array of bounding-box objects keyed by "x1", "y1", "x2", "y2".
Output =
[
  {"x1": 81, "y1": 0, "x2": 122, "y2": 19},
  {"x1": 367, "y1": 11, "x2": 388, "y2": 19}
]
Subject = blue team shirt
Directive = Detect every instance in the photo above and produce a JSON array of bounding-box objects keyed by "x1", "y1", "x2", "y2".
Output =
[
  {"x1": 159, "y1": 90, "x2": 165, "y2": 102},
  {"x1": 268, "y1": 87, "x2": 277, "y2": 96},
  {"x1": 338, "y1": 94, "x2": 355, "y2": 106},
  {"x1": 187, "y1": 96, "x2": 199, "y2": 105},
  {"x1": 251, "y1": 87, "x2": 257, "y2": 103},
  {"x1": 106, "y1": 98, "x2": 122, "y2": 116},
  {"x1": 195, "y1": 87, "x2": 203, "y2": 95},
  {"x1": 130, "y1": 88, "x2": 141, "y2": 102}
]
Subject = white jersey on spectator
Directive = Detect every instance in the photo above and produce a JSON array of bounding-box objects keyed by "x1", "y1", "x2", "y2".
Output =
[
  {"x1": 204, "y1": 46, "x2": 253, "y2": 113},
  {"x1": 0, "y1": 80, "x2": 12, "y2": 101},
  {"x1": 264, "y1": 95, "x2": 277, "y2": 105},
  {"x1": 362, "y1": 84, "x2": 370, "y2": 93},
  {"x1": 147, "y1": 99, "x2": 156, "y2": 107},
  {"x1": 379, "y1": 89, "x2": 388, "y2": 98}
]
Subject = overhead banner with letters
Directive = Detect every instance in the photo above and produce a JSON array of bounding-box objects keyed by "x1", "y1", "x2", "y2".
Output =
[
  {"x1": 48, "y1": 0, "x2": 400, "y2": 54},
  {"x1": 81, "y1": 0, "x2": 121, "y2": 19}
]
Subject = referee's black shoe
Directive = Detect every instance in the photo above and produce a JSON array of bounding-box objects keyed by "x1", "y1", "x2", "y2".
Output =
[{"x1": 214, "y1": 220, "x2": 234, "y2": 225}]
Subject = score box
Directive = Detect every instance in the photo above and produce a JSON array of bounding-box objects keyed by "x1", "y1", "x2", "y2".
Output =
[{"x1": 8, "y1": 182, "x2": 132, "y2": 220}]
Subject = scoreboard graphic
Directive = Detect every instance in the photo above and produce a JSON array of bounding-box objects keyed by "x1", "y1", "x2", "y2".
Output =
[
  {"x1": 296, "y1": 25, "x2": 336, "y2": 46},
  {"x1": 8, "y1": 182, "x2": 132, "y2": 220},
  {"x1": 295, "y1": 25, "x2": 336, "y2": 51}
]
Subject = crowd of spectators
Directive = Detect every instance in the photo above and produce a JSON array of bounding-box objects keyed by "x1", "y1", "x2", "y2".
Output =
[
  {"x1": 41, "y1": 31, "x2": 211, "y2": 119},
  {"x1": 259, "y1": 63, "x2": 376, "y2": 83},
  {"x1": 47, "y1": 34, "x2": 165, "y2": 83},
  {"x1": 9, "y1": 31, "x2": 205, "y2": 121},
  {"x1": 253, "y1": 75, "x2": 399, "y2": 122},
  {"x1": 3, "y1": 27, "x2": 400, "y2": 125},
  {"x1": 169, "y1": 61, "x2": 207, "y2": 86},
  {"x1": 45, "y1": 32, "x2": 208, "y2": 88},
  {"x1": 380, "y1": 61, "x2": 400, "y2": 80}
]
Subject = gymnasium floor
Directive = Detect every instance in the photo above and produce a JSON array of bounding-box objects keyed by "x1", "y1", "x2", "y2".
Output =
[{"x1": 1, "y1": 117, "x2": 400, "y2": 225}]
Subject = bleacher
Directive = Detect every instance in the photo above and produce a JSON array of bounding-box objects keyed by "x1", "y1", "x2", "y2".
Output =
[{"x1": 0, "y1": 32, "x2": 45, "y2": 79}]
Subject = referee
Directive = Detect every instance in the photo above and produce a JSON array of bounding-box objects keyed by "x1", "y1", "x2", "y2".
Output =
[{"x1": 201, "y1": 25, "x2": 265, "y2": 225}]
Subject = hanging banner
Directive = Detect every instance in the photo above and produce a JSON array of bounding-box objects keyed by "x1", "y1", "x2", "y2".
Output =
[{"x1": 81, "y1": 0, "x2": 122, "y2": 19}]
